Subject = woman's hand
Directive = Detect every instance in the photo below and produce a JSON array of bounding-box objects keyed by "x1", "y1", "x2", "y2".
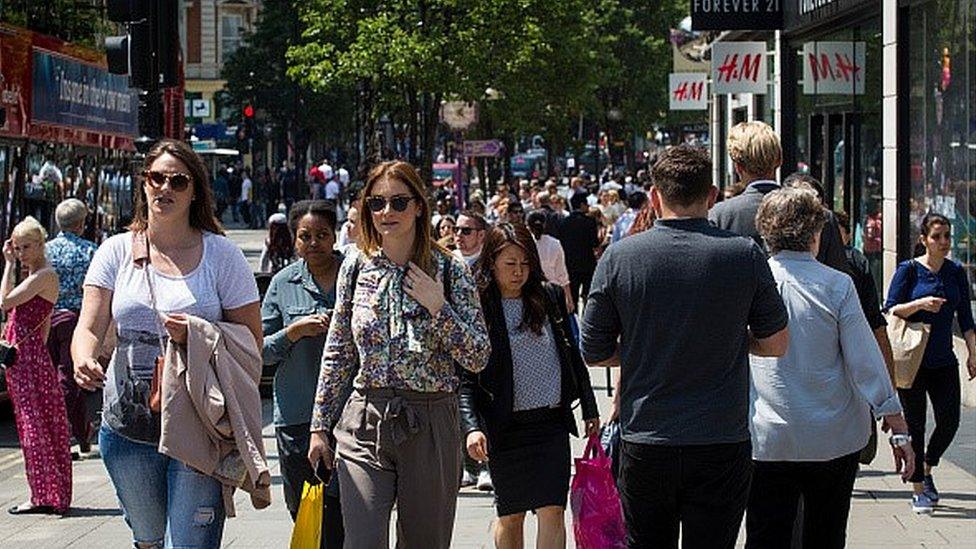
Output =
[
  {"x1": 583, "y1": 417, "x2": 601, "y2": 438},
  {"x1": 2, "y1": 240, "x2": 14, "y2": 263},
  {"x1": 308, "y1": 431, "x2": 334, "y2": 470},
  {"x1": 466, "y1": 431, "x2": 489, "y2": 462},
  {"x1": 286, "y1": 314, "x2": 329, "y2": 342},
  {"x1": 967, "y1": 353, "x2": 976, "y2": 381},
  {"x1": 915, "y1": 296, "x2": 946, "y2": 313},
  {"x1": 162, "y1": 313, "x2": 189, "y2": 345},
  {"x1": 74, "y1": 357, "x2": 106, "y2": 391},
  {"x1": 404, "y1": 262, "x2": 446, "y2": 315},
  {"x1": 892, "y1": 441, "x2": 915, "y2": 483}
]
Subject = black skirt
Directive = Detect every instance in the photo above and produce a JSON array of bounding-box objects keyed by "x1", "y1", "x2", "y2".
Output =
[{"x1": 487, "y1": 408, "x2": 571, "y2": 516}]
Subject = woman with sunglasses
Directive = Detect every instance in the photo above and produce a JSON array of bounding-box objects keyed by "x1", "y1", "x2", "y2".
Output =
[
  {"x1": 71, "y1": 139, "x2": 262, "y2": 548},
  {"x1": 307, "y1": 160, "x2": 490, "y2": 548},
  {"x1": 884, "y1": 213, "x2": 976, "y2": 514},
  {"x1": 460, "y1": 223, "x2": 599, "y2": 549}
]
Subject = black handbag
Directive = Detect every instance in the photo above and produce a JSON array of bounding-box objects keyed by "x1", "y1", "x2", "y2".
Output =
[{"x1": 0, "y1": 314, "x2": 50, "y2": 368}]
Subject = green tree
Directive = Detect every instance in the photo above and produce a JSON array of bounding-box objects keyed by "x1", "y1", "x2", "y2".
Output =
[
  {"x1": 222, "y1": 0, "x2": 354, "y2": 173},
  {"x1": 1, "y1": 0, "x2": 109, "y2": 49}
]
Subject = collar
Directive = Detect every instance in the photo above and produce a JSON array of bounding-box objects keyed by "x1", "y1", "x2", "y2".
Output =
[
  {"x1": 746, "y1": 180, "x2": 780, "y2": 193},
  {"x1": 288, "y1": 256, "x2": 343, "y2": 297},
  {"x1": 653, "y1": 217, "x2": 711, "y2": 230},
  {"x1": 773, "y1": 250, "x2": 816, "y2": 262}
]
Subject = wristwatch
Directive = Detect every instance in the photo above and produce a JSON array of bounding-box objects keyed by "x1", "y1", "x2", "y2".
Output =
[{"x1": 889, "y1": 433, "x2": 912, "y2": 448}]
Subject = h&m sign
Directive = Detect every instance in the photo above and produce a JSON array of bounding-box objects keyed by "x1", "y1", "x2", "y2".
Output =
[{"x1": 691, "y1": 0, "x2": 783, "y2": 30}]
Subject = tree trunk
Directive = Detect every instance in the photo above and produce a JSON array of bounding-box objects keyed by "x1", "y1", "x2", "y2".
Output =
[
  {"x1": 419, "y1": 91, "x2": 441, "y2": 186},
  {"x1": 357, "y1": 78, "x2": 380, "y2": 182},
  {"x1": 408, "y1": 90, "x2": 419, "y2": 164}
]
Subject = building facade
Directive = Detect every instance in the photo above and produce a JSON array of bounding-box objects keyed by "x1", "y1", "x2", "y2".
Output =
[{"x1": 180, "y1": 0, "x2": 258, "y2": 125}]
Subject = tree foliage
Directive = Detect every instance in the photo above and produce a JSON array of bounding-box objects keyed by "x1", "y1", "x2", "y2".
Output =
[{"x1": 284, "y1": 0, "x2": 688, "y2": 177}]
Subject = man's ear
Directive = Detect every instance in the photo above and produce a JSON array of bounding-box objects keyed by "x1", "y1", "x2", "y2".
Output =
[
  {"x1": 650, "y1": 186, "x2": 664, "y2": 218},
  {"x1": 706, "y1": 186, "x2": 719, "y2": 209}
]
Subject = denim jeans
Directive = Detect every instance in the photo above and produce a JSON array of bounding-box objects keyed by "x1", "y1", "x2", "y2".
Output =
[{"x1": 99, "y1": 426, "x2": 226, "y2": 548}]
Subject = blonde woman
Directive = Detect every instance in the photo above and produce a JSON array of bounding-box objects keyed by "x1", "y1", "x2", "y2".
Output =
[{"x1": 1, "y1": 216, "x2": 71, "y2": 515}]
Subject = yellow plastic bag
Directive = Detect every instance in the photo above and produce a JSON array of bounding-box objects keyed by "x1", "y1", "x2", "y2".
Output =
[{"x1": 289, "y1": 481, "x2": 323, "y2": 549}]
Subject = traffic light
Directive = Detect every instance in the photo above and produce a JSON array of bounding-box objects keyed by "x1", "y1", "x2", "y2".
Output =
[
  {"x1": 105, "y1": 0, "x2": 179, "y2": 90},
  {"x1": 241, "y1": 104, "x2": 255, "y2": 153}
]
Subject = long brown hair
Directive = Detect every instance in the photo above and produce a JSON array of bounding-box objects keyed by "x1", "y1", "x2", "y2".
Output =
[
  {"x1": 358, "y1": 160, "x2": 445, "y2": 275},
  {"x1": 473, "y1": 223, "x2": 548, "y2": 335},
  {"x1": 129, "y1": 139, "x2": 224, "y2": 235}
]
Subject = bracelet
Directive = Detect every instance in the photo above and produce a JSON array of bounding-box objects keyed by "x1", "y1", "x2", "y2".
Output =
[{"x1": 889, "y1": 433, "x2": 912, "y2": 448}]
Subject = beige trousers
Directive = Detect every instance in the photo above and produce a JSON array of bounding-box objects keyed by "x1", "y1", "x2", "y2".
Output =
[{"x1": 334, "y1": 388, "x2": 461, "y2": 549}]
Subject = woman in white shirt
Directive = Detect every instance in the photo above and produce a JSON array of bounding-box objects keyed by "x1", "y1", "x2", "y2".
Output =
[
  {"x1": 527, "y1": 210, "x2": 573, "y2": 313},
  {"x1": 746, "y1": 188, "x2": 913, "y2": 549}
]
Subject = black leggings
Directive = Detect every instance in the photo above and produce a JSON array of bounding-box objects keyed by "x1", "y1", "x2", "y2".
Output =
[{"x1": 897, "y1": 365, "x2": 961, "y2": 483}]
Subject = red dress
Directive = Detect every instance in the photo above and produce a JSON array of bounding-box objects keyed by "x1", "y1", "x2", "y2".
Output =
[{"x1": 4, "y1": 295, "x2": 72, "y2": 512}]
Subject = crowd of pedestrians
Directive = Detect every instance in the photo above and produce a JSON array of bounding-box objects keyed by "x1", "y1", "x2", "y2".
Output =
[{"x1": 0, "y1": 123, "x2": 969, "y2": 549}]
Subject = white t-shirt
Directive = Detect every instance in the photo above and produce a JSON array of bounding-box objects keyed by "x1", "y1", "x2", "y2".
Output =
[
  {"x1": 319, "y1": 162, "x2": 334, "y2": 181},
  {"x1": 325, "y1": 180, "x2": 340, "y2": 200},
  {"x1": 240, "y1": 177, "x2": 253, "y2": 203},
  {"x1": 85, "y1": 231, "x2": 259, "y2": 442},
  {"x1": 338, "y1": 167, "x2": 350, "y2": 185}
]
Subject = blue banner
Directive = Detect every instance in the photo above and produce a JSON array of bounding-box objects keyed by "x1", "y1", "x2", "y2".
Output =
[{"x1": 31, "y1": 49, "x2": 138, "y2": 136}]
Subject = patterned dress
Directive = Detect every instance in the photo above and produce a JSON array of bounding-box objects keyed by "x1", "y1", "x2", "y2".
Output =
[{"x1": 4, "y1": 295, "x2": 72, "y2": 512}]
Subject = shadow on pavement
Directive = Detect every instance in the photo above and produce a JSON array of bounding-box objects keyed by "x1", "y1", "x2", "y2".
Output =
[{"x1": 63, "y1": 507, "x2": 123, "y2": 518}]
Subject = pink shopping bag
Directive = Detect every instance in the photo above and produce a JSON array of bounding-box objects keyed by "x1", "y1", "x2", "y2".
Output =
[{"x1": 570, "y1": 435, "x2": 627, "y2": 549}]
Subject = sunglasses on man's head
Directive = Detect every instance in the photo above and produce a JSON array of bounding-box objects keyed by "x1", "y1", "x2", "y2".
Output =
[
  {"x1": 142, "y1": 170, "x2": 191, "y2": 192},
  {"x1": 365, "y1": 194, "x2": 415, "y2": 213}
]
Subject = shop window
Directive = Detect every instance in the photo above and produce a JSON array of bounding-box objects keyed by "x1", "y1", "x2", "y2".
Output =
[{"x1": 907, "y1": 0, "x2": 975, "y2": 310}]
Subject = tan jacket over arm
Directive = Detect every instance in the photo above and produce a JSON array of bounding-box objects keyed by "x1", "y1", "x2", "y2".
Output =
[{"x1": 158, "y1": 315, "x2": 271, "y2": 517}]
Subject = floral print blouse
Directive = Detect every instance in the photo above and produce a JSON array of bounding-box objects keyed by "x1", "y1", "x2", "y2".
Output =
[{"x1": 309, "y1": 248, "x2": 490, "y2": 431}]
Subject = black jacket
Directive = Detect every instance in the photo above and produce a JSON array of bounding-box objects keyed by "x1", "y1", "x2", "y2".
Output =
[{"x1": 459, "y1": 283, "x2": 599, "y2": 438}]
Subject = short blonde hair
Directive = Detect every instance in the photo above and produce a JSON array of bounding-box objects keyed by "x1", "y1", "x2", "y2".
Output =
[
  {"x1": 727, "y1": 121, "x2": 782, "y2": 177},
  {"x1": 12, "y1": 216, "x2": 48, "y2": 244}
]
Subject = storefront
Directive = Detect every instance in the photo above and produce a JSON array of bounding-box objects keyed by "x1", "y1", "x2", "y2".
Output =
[
  {"x1": 902, "y1": 0, "x2": 975, "y2": 308},
  {"x1": 781, "y1": 0, "x2": 974, "y2": 314},
  {"x1": 781, "y1": 0, "x2": 886, "y2": 289}
]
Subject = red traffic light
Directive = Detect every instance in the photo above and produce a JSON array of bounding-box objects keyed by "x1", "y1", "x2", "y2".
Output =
[{"x1": 243, "y1": 104, "x2": 255, "y2": 118}]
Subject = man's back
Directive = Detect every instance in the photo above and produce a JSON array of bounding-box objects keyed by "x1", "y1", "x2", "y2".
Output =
[
  {"x1": 557, "y1": 211, "x2": 599, "y2": 273},
  {"x1": 708, "y1": 181, "x2": 778, "y2": 247},
  {"x1": 582, "y1": 218, "x2": 787, "y2": 446}
]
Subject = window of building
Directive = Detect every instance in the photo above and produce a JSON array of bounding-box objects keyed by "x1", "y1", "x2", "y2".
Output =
[
  {"x1": 220, "y1": 13, "x2": 245, "y2": 61},
  {"x1": 907, "y1": 0, "x2": 975, "y2": 310}
]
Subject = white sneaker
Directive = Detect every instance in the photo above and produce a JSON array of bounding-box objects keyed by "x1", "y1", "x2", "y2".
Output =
[
  {"x1": 912, "y1": 493, "x2": 935, "y2": 514},
  {"x1": 460, "y1": 470, "x2": 477, "y2": 488},
  {"x1": 477, "y1": 470, "x2": 493, "y2": 491}
]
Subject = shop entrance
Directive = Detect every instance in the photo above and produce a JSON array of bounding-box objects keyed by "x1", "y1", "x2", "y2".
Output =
[
  {"x1": 808, "y1": 112, "x2": 860, "y2": 217},
  {"x1": 808, "y1": 109, "x2": 884, "y2": 291}
]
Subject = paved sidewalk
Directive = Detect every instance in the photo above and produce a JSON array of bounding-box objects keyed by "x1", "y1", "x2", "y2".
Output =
[{"x1": 0, "y1": 384, "x2": 971, "y2": 547}]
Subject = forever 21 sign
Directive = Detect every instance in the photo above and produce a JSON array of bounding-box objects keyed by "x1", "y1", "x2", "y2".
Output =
[{"x1": 691, "y1": 0, "x2": 784, "y2": 31}]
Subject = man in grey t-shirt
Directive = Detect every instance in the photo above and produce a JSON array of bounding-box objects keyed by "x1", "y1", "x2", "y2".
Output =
[{"x1": 581, "y1": 145, "x2": 789, "y2": 548}]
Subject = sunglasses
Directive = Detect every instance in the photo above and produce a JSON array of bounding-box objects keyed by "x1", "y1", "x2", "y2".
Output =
[
  {"x1": 143, "y1": 170, "x2": 191, "y2": 192},
  {"x1": 454, "y1": 226, "x2": 482, "y2": 236},
  {"x1": 365, "y1": 194, "x2": 416, "y2": 213}
]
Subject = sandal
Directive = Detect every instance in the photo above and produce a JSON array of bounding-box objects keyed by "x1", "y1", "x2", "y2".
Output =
[{"x1": 8, "y1": 504, "x2": 56, "y2": 515}]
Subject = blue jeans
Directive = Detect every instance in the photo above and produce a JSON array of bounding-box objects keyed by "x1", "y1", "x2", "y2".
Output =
[{"x1": 99, "y1": 426, "x2": 226, "y2": 548}]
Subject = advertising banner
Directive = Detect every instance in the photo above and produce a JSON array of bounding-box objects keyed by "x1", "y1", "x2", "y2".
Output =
[
  {"x1": 692, "y1": 0, "x2": 783, "y2": 30},
  {"x1": 669, "y1": 73, "x2": 708, "y2": 111},
  {"x1": 711, "y1": 42, "x2": 768, "y2": 95},
  {"x1": 31, "y1": 48, "x2": 138, "y2": 137},
  {"x1": 802, "y1": 41, "x2": 865, "y2": 95}
]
